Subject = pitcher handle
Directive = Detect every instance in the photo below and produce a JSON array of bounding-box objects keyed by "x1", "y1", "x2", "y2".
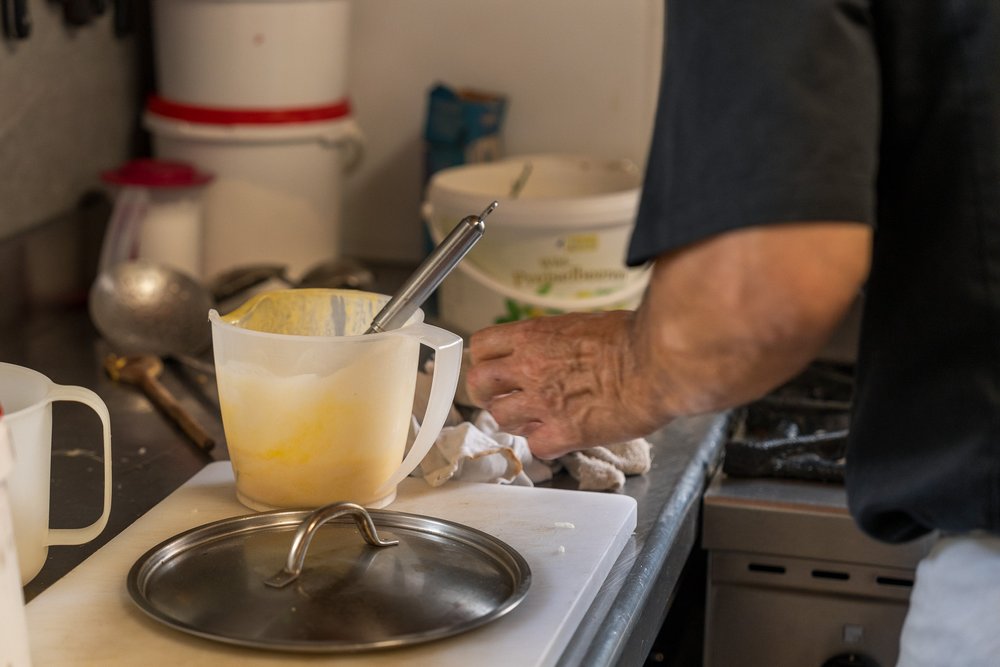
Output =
[
  {"x1": 374, "y1": 322, "x2": 462, "y2": 498},
  {"x1": 45, "y1": 384, "x2": 113, "y2": 546}
]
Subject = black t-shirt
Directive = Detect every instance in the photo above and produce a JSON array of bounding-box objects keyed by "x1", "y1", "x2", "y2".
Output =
[{"x1": 628, "y1": 0, "x2": 1000, "y2": 543}]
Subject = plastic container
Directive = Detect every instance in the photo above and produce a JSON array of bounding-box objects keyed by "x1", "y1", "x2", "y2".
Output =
[
  {"x1": 0, "y1": 416, "x2": 32, "y2": 667},
  {"x1": 145, "y1": 97, "x2": 364, "y2": 281},
  {"x1": 0, "y1": 363, "x2": 113, "y2": 586},
  {"x1": 152, "y1": 0, "x2": 351, "y2": 108},
  {"x1": 424, "y1": 155, "x2": 650, "y2": 334},
  {"x1": 100, "y1": 159, "x2": 213, "y2": 279},
  {"x1": 210, "y1": 289, "x2": 462, "y2": 510}
]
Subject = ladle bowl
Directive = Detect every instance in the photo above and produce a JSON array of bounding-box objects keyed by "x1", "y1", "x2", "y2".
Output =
[{"x1": 89, "y1": 260, "x2": 214, "y2": 358}]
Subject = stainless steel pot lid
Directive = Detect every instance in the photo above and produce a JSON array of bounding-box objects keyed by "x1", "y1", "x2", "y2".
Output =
[{"x1": 127, "y1": 502, "x2": 531, "y2": 652}]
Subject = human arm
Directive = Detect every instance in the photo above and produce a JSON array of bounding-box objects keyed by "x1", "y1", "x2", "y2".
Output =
[{"x1": 465, "y1": 221, "x2": 872, "y2": 459}]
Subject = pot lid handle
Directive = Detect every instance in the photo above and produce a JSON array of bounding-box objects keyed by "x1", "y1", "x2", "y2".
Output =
[{"x1": 264, "y1": 502, "x2": 398, "y2": 589}]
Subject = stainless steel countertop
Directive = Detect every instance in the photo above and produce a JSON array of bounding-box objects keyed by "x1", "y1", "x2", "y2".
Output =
[
  {"x1": 558, "y1": 413, "x2": 729, "y2": 666},
  {"x1": 4, "y1": 301, "x2": 729, "y2": 666}
]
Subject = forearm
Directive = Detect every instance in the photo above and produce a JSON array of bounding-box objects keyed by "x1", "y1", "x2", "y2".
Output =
[
  {"x1": 465, "y1": 222, "x2": 871, "y2": 459},
  {"x1": 625, "y1": 222, "x2": 872, "y2": 426}
]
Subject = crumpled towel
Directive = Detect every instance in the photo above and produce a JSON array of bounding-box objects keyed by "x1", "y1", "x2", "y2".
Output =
[
  {"x1": 411, "y1": 362, "x2": 652, "y2": 491},
  {"x1": 557, "y1": 439, "x2": 653, "y2": 492},
  {"x1": 416, "y1": 410, "x2": 553, "y2": 487}
]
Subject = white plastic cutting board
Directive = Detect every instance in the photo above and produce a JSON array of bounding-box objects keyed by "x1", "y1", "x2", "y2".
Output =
[{"x1": 26, "y1": 462, "x2": 636, "y2": 666}]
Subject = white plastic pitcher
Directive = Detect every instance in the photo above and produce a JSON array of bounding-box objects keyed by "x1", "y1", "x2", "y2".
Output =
[
  {"x1": 99, "y1": 159, "x2": 213, "y2": 280},
  {"x1": 0, "y1": 418, "x2": 32, "y2": 666},
  {"x1": 210, "y1": 289, "x2": 462, "y2": 510},
  {"x1": 0, "y1": 363, "x2": 112, "y2": 585}
]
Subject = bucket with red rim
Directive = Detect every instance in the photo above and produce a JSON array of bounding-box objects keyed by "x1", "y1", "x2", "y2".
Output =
[{"x1": 145, "y1": 95, "x2": 365, "y2": 281}]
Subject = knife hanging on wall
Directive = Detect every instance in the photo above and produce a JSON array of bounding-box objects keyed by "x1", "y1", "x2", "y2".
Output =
[
  {"x1": 2, "y1": 0, "x2": 31, "y2": 40},
  {"x1": 60, "y1": 0, "x2": 94, "y2": 26},
  {"x1": 2, "y1": 0, "x2": 129, "y2": 40}
]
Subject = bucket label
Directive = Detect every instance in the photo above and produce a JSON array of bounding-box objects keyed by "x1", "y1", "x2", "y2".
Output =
[
  {"x1": 563, "y1": 234, "x2": 599, "y2": 252},
  {"x1": 494, "y1": 295, "x2": 637, "y2": 324},
  {"x1": 496, "y1": 299, "x2": 563, "y2": 323},
  {"x1": 511, "y1": 266, "x2": 630, "y2": 295},
  {"x1": 461, "y1": 222, "x2": 639, "y2": 300}
]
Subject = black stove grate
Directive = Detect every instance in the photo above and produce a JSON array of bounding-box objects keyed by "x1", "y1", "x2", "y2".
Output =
[{"x1": 723, "y1": 361, "x2": 855, "y2": 484}]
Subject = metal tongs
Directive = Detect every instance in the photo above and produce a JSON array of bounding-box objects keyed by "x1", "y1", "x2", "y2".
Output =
[{"x1": 365, "y1": 201, "x2": 497, "y2": 334}]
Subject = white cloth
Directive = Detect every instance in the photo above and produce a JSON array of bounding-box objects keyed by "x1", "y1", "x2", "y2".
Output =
[
  {"x1": 413, "y1": 408, "x2": 653, "y2": 491},
  {"x1": 558, "y1": 439, "x2": 653, "y2": 492},
  {"x1": 410, "y1": 360, "x2": 653, "y2": 491},
  {"x1": 415, "y1": 411, "x2": 548, "y2": 487},
  {"x1": 896, "y1": 532, "x2": 1000, "y2": 667}
]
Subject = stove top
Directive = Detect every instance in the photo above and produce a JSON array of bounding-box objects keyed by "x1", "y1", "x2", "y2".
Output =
[{"x1": 723, "y1": 361, "x2": 854, "y2": 483}]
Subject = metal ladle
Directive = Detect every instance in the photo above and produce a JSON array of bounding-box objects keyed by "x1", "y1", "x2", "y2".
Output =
[
  {"x1": 88, "y1": 183, "x2": 216, "y2": 372},
  {"x1": 88, "y1": 260, "x2": 216, "y2": 374},
  {"x1": 90, "y1": 262, "x2": 218, "y2": 452}
]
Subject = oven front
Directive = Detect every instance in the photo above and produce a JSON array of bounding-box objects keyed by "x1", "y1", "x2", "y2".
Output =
[
  {"x1": 702, "y1": 470, "x2": 932, "y2": 667},
  {"x1": 701, "y1": 361, "x2": 934, "y2": 667}
]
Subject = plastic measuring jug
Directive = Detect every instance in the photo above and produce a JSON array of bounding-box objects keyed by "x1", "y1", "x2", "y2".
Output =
[
  {"x1": 0, "y1": 363, "x2": 112, "y2": 585},
  {"x1": 210, "y1": 288, "x2": 462, "y2": 510},
  {"x1": 0, "y1": 414, "x2": 32, "y2": 666}
]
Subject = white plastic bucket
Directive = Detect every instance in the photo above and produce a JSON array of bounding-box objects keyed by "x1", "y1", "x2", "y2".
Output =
[
  {"x1": 152, "y1": 0, "x2": 351, "y2": 108},
  {"x1": 144, "y1": 98, "x2": 364, "y2": 281},
  {"x1": 424, "y1": 155, "x2": 649, "y2": 334}
]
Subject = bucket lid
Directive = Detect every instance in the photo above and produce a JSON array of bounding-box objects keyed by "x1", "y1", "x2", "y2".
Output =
[
  {"x1": 425, "y1": 155, "x2": 642, "y2": 229},
  {"x1": 147, "y1": 95, "x2": 352, "y2": 126},
  {"x1": 101, "y1": 158, "x2": 214, "y2": 188}
]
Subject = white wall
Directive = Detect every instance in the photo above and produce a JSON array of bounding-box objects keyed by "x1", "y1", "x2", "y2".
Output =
[
  {"x1": 0, "y1": 0, "x2": 664, "y2": 265},
  {"x1": 0, "y1": 6, "x2": 135, "y2": 241},
  {"x1": 342, "y1": 0, "x2": 664, "y2": 262}
]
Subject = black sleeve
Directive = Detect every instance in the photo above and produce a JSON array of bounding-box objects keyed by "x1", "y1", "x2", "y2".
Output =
[{"x1": 627, "y1": 0, "x2": 880, "y2": 266}]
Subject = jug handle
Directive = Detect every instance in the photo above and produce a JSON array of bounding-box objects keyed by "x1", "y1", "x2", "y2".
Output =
[
  {"x1": 46, "y1": 385, "x2": 113, "y2": 546},
  {"x1": 374, "y1": 322, "x2": 462, "y2": 498}
]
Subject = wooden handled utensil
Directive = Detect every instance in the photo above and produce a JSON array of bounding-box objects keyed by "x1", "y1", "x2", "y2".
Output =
[{"x1": 104, "y1": 354, "x2": 215, "y2": 452}]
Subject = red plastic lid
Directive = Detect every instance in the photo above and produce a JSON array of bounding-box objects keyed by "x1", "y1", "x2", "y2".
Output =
[
  {"x1": 146, "y1": 95, "x2": 353, "y2": 125},
  {"x1": 101, "y1": 159, "x2": 214, "y2": 188}
]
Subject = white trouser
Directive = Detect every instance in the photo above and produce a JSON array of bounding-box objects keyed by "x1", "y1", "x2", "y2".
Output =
[{"x1": 896, "y1": 532, "x2": 1000, "y2": 667}]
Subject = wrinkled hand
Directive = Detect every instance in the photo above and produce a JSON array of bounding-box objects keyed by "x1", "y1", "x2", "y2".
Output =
[{"x1": 465, "y1": 311, "x2": 662, "y2": 460}]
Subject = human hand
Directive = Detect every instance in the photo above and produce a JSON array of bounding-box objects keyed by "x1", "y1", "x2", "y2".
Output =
[{"x1": 465, "y1": 311, "x2": 663, "y2": 459}]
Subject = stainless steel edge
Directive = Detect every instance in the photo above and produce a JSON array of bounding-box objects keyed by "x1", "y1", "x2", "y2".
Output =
[{"x1": 556, "y1": 413, "x2": 730, "y2": 667}]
